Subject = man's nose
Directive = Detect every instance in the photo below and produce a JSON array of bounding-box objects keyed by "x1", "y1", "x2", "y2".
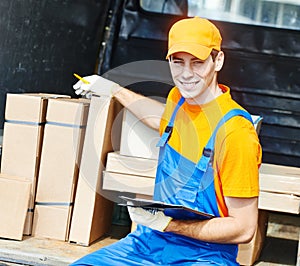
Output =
[{"x1": 181, "y1": 64, "x2": 194, "y2": 78}]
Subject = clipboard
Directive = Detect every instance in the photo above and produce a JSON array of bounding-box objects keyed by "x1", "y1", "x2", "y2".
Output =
[{"x1": 119, "y1": 196, "x2": 215, "y2": 220}]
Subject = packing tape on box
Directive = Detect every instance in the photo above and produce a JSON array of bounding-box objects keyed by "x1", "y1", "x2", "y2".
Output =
[
  {"x1": 46, "y1": 121, "x2": 86, "y2": 128},
  {"x1": 35, "y1": 202, "x2": 74, "y2": 206},
  {"x1": 5, "y1": 120, "x2": 45, "y2": 126}
]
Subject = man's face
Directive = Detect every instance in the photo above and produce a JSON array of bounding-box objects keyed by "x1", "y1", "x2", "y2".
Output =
[{"x1": 169, "y1": 52, "x2": 219, "y2": 104}]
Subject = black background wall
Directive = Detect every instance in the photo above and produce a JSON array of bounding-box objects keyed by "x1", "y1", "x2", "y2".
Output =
[{"x1": 0, "y1": 0, "x2": 111, "y2": 128}]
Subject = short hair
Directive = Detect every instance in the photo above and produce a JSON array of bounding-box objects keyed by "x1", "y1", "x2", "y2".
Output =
[{"x1": 210, "y1": 49, "x2": 219, "y2": 62}]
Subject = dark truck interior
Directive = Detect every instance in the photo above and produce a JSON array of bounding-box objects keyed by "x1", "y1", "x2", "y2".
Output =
[{"x1": 0, "y1": 0, "x2": 299, "y2": 167}]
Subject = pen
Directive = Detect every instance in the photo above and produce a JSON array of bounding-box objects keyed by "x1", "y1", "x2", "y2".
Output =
[{"x1": 73, "y1": 73, "x2": 90, "y2": 84}]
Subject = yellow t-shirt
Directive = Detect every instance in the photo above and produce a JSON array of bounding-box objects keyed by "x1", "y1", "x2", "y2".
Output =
[{"x1": 159, "y1": 85, "x2": 262, "y2": 217}]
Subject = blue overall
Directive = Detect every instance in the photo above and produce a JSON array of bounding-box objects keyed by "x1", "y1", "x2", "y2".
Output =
[{"x1": 71, "y1": 97, "x2": 253, "y2": 266}]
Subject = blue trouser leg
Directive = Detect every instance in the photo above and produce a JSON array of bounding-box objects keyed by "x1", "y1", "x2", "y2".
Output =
[
  {"x1": 70, "y1": 226, "x2": 238, "y2": 266},
  {"x1": 70, "y1": 237, "x2": 156, "y2": 266}
]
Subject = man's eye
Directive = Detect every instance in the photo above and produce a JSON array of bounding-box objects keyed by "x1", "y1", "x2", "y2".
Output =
[
  {"x1": 173, "y1": 60, "x2": 184, "y2": 66},
  {"x1": 192, "y1": 61, "x2": 203, "y2": 65}
]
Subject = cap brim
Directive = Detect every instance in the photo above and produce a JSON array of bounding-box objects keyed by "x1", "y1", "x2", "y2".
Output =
[{"x1": 166, "y1": 43, "x2": 212, "y2": 61}]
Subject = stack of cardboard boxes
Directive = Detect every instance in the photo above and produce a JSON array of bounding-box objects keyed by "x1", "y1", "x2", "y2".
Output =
[
  {"x1": 0, "y1": 93, "x2": 70, "y2": 238},
  {"x1": 0, "y1": 94, "x2": 121, "y2": 245},
  {"x1": 258, "y1": 163, "x2": 300, "y2": 214},
  {"x1": 33, "y1": 98, "x2": 90, "y2": 241}
]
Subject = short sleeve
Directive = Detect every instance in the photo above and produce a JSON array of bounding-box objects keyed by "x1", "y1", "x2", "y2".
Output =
[{"x1": 216, "y1": 120, "x2": 262, "y2": 198}]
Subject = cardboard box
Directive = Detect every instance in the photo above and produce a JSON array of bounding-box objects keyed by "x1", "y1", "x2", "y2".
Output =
[
  {"x1": 69, "y1": 96, "x2": 122, "y2": 246},
  {"x1": 0, "y1": 174, "x2": 31, "y2": 240},
  {"x1": 258, "y1": 163, "x2": 300, "y2": 214},
  {"x1": 1, "y1": 122, "x2": 42, "y2": 194},
  {"x1": 0, "y1": 93, "x2": 70, "y2": 235},
  {"x1": 259, "y1": 163, "x2": 300, "y2": 196},
  {"x1": 103, "y1": 171, "x2": 155, "y2": 196},
  {"x1": 237, "y1": 210, "x2": 269, "y2": 265},
  {"x1": 258, "y1": 191, "x2": 300, "y2": 214},
  {"x1": 33, "y1": 205, "x2": 72, "y2": 240},
  {"x1": 4, "y1": 93, "x2": 69, "y2": 123},
  {"x1": 106, "y1": 151, "x2": 157, "y2": 177},
  {"x1": 120, "y1": 108, "x2": 160, "y2": 160},
  {"x1": 33, "y1": 98, "x2": 89, "y2": 241}
]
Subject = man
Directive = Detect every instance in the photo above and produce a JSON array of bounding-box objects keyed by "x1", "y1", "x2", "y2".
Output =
[{"x1": 71, "y1": 17, "x2": 262, "y2": 265}]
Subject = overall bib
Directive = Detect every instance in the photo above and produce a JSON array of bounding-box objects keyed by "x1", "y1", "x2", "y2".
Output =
[{"x1": 71, "y1": 97, "x2": 253, "y2": 266}]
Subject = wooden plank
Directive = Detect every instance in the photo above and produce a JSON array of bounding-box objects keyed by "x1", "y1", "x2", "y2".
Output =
[
  {"x1": 261, "y1": 137, "x2": 300, "y2": 157},
  {"x1": 0, "y1": 234, "x2": 116, "y2": 266},
  {"x1": 222, "y1": 51, "x2": 300, "y2": 94},
  {"x1": 259, "y1": 124, "x2": 299, "y2": 142},
  {"x1": 260, "y1": 163, "x2": 300, "y2": 176},
  {"x1": 232, "y1": 90, "x2": 299, "y2": 112},
  {"x1": 229, "y1": 90, "x2": 300, "y2": 166},
  {"x1": 260, "y1": 174, "x2": 300, "y2": 196},
  {"x1": 259, "y1": 163, "x2": 300, "y2": 196},
  {"x1": 106, "y1": 151, "x2": 157, "y2": 177},
  {"x1": 231, "y1": 86, "x2": 300, "y2": 100},
  {"x1": 261, "y1": 152, "x2": 299, "y2": 168},
  {"x1": 258, "y1": 191, "x2": 300, "y2": 214},
  {"x1": 102, "y1": 171, "x2": 155, "y2": 196}
]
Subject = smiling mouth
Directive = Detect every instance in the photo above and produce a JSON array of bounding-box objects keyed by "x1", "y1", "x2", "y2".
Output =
[{"x1": 180, "y1": 81, "x2": 199, "y2": 88}]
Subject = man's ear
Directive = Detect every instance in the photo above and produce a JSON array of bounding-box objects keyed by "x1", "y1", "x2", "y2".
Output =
[{"x1": 215, "y1": 51, "x2": 224, "y2": 72}]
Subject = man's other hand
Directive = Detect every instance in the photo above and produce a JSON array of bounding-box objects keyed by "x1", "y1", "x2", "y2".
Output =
[{"x1": 127, "y1": 206, "x2": 172, "y2": 232}]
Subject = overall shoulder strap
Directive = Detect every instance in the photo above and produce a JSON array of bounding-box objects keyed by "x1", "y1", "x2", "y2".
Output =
[
  {"x1": 196, "y1": 109, "x2": 253, "y2": 172},
  {"x1": 156, "y1": 96, "x2": 185, "y2": 147}
]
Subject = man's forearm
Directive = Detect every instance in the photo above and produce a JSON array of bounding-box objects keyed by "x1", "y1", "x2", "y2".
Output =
[
  {"x1": 114, "y1": 87, "x2": 164, "y2": 131},
  {"x1": 165, "y1": 216, "x2": 255, "y2": 244},
  {"x1": 165, "y1": 197, "x2": 259, "y2": 244}
]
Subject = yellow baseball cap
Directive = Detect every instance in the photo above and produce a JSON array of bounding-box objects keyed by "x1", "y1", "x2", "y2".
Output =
[{"x1": 166, "y1": 17, "x2": 222, "y2": 60}]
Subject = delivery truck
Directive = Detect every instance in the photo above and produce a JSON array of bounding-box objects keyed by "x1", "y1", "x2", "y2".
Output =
[{"x1": 0, "y1": 0, "x2": 299, "y2": 265}]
